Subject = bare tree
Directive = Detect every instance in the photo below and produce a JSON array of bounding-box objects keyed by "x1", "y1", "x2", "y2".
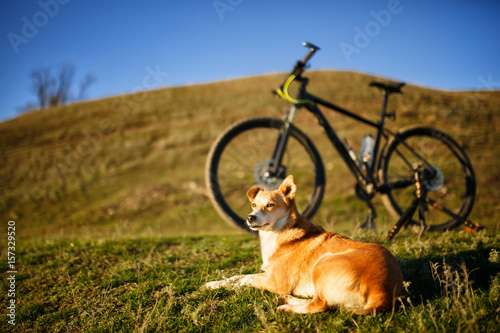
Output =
[
  {"x1": 53, "y1": 63, "x2": 75, "y2": 106},
  {"x1": 30, "y1": 66, "x2": 55, "y2": 109},
  {"x1": 29, "y1": 63, "x2": 95, "y2": 109}
]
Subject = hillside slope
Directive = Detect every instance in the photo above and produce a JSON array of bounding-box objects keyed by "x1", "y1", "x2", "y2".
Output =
[{"x1": 1, "y1": 71, "x2": 499, "y2": 239}]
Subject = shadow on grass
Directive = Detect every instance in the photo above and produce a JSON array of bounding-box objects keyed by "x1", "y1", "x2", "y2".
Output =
[{"x1": 400, "y1": 246, "x2": 500, "y2": 305}]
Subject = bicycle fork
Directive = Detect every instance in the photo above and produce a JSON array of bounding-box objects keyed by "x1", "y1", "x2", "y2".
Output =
[{"x1": 268, "y1": 105, "x2": 299, "y2": 179}]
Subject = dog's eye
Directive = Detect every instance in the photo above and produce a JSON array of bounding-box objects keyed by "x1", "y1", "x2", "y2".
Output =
[
  {"x1": 266, "y1": 203, "x2": 275, "y2": 208},
  {"x1": 252, "y1": 203, "x2": 256, "y2": 208}
]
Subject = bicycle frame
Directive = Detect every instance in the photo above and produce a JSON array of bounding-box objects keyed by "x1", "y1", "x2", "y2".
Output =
[{"x1": 270, "y1": 75, "x2": 395, "y2": 198}]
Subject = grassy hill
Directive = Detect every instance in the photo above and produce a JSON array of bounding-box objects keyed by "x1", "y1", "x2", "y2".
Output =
[
  {"x1": 1, "y1": 71, "x2": 500, "y2": 332},
  {"x1": 1, "y1": 70, "x2": 499, "y2": 239}
]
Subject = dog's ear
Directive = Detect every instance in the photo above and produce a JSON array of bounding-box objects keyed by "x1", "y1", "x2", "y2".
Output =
[
  {"x1": 280, "y1": 176, "x2": 297, "y2": 204},
  {"x1": 247, "y1": 186, "x2": 262, "y2": 201}
]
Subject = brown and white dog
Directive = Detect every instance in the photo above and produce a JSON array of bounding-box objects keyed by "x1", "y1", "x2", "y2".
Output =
[{"x1": 205, "y1": 176, "x2": 403, "y2": 315}]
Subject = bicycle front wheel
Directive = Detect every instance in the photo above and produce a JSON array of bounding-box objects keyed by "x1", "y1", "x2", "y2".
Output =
[
  {"x1": 206, "y1": 118, "x2": 325, "y2": 232},
  {"x1": 378, "y1": 126, "x2": 476, "y2": 231}
]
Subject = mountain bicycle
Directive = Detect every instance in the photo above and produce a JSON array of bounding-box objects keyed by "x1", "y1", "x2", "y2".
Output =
[{"x1": 205, "y1": 42, "x2": 484, "y2": 240}]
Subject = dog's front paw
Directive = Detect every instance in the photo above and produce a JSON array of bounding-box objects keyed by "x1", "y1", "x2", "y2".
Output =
[
  {"x1": 277, "y1": 304, "x2": 294, "y2": 312},
  {"x1": 205, "y1": 275, "x2": 247, "y2": 290},
  {"x1": 204, "y1": 280, "x2": 227, "y2": 289}
]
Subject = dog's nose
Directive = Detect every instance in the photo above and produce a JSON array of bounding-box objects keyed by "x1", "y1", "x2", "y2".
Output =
[{"x1": 247, "y1": 214, "x2": 256, "y2": 223}]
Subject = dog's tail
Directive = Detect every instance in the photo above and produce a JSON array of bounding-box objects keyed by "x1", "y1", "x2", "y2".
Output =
[{"x1": 352, "y1": 286, "x2": 399, "y2": 315}]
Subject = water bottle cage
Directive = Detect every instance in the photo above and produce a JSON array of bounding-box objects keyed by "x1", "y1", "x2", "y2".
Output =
[{"x1": 362, "y1": 154, "x2": 373, "y2": 163}]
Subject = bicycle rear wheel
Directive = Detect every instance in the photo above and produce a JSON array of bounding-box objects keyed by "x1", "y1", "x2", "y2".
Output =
[
  {"x1": 206, "y1": 118, "x2": 325, "y2": 232},
  {"x1": 378, "y1": 126, "x2": 476, "y2": 231}
]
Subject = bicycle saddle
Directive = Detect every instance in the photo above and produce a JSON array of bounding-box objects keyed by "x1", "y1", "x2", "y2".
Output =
[{"x1": 369, "y1": 81, "x2": 406, "y2": 94}]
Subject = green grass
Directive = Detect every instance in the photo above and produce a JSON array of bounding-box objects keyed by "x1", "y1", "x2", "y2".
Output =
[
  {"x1": 1, "y1": 231, "x2": 499, "y2": 332},
  {"x1": 1, "y1": 70, "x2": 500, "y2": 331}
]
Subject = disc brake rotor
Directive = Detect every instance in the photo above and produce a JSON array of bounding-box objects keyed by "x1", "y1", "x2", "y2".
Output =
[
  {"x1": 254, "y1": 160, "x2": 282, "y2": 190},
  {"x1": 423, "y1": 166, "x2": 444, "y2": 191}
]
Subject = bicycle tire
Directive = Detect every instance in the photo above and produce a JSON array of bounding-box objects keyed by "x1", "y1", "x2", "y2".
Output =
[
  {"x1": 205, "y1": 117, "x2": 326, "y2": 233},
  {"x1": 378, "y1": 125, "x2": 476, "y2": 231}
]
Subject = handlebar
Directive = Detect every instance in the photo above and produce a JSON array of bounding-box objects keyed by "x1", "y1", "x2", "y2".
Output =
[
  {"x1": 275, "y1": 42, "x2": 320, "y2": 104},
  {"x1": 301, "y1": 42, "x2": 320, "y2": 65},
  {"x1": 291, "y1": 42, "x2": 320, "y2": 77}
]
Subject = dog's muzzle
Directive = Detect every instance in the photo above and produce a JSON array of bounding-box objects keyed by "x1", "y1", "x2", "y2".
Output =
[
  {"x1": 246, "y1": 214, "x2": 259, "y2": 229},
  {"x1": 246, "y1": 214, "x2": 269, "y2": 230}
]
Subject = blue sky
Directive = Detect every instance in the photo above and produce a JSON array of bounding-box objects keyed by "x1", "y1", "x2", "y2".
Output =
[{"x1": 1, "y1": 0, "x2": 499, "y2": 122}]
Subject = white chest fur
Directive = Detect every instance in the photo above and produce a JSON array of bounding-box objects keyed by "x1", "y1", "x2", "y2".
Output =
[{"x1": 258, "y1": 230, "x2": 278, "y2": 271}]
